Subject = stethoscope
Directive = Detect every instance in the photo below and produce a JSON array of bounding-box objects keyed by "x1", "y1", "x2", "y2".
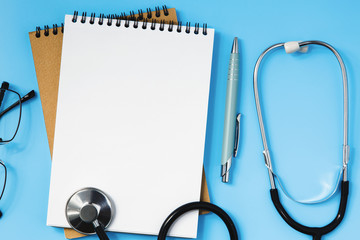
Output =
[
  {"x1": 65, "y1": 188, "x2": 238, "y2": 240},
  {"x1": 253, "y1": 40, "x2": 349, "y2": 240}
]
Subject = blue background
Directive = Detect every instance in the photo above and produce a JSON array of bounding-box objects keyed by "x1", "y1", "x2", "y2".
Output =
[{"x1": 0, "y1": 0, "x2": 359, "y2": 239}]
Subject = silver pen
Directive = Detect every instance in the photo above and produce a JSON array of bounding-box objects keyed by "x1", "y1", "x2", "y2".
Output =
[{"x1": 221, "y1": 37, "x2": 241, "y2": 183}]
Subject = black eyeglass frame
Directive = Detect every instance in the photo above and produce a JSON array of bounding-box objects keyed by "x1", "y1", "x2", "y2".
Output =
[
  {"x1": 0, "y1": 83, "x2": 35, "y2": 218},
  {"x1": 0, "y1": 88, "x2": 22, "y2": 144}
]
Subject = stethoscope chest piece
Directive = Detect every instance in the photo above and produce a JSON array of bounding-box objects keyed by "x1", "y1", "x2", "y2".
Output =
[{"x1": 65, "y1": 188, "x2": 113, "y2": 235}]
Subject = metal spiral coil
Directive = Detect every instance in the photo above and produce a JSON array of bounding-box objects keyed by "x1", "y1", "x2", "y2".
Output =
[
  {"x1": 133, "y1": 19, "x2": 139, "y2": 28},
  {"x1": 138, "y1": 9, "x2": 144, "y2": 20},
  {"x1": 146, "y1": 8, "x2": 152, "y2": 19},
  {"x1": 194, "y1": 23, "x2": 199, "y2": 34},
  {"x1": 159, "y1": 20, "x2": 165, "y2": 31},
  {"x1": 81, "y1": 12, "x2": 86, "y2": 23},
  {"x1": 168, "y1": 21, "x2": 174, "y2": 32},
  {"x1": 44, "y1": 25, "x2": 49, "y2": 36},
  {"x1": 35, "y1": 6, "x2": 209, "y2": 38},
  {"x1": 185, "y1": 22, "x2": 191, "y2": 33},
  {"x1": 90, "y1": 13, "x2": 95, "y2": 24},
  {"x1": 203, "y1": 23, "x2": 207, "y2": 35},
  {"x1": 142, "y1": 19, "x2": 148, "y2": 29},
  {"x1": 53, "y1": 24, "x2": 58, "y2": 35},
  {"x1": 155, "y1": 6, "x2": 161, "y2": 17},
  {"x1": 151, "y1": 19, "x2": 156, "y2": 30},
  {"x1": 124, "y1": 18, "x2": 130, "y2": 28},
  {"x1": 107, "y1": 15, "x2": 113, "y2": 26},
  {"x1": 129, "y1": 11, "x2": 136, "y2": 20},
  {"x1": 116, "y1": 17, "x2": 121, "y2": 27},
  {"x1": 35, "y1": 27, "x2": 41, "y2": 38},
  {"x1": 163, "y1": 5, "x2": 169, "y2": 16},
  {"x1": 177, "y1": 21, "x2": 182, "y2": 33},
  {"x1": 98, "y1": 14, "x2": 104, "y2": 25},
  {"x1": 72, "y1": 11, "x2": 78, "y2": 23}
]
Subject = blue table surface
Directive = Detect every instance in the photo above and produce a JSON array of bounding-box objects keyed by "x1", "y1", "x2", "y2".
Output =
[{"x1": 1, "y1": 0, "x2": 360, "y2": 239}]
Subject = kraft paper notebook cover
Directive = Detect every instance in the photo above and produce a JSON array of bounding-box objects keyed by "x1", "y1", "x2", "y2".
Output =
[
  {"x1": 29, "y1": 7, "x2": 210, "y2": 239},
  {"x1": 46, "y1": 14, "x2": 214, "y2": 238}
]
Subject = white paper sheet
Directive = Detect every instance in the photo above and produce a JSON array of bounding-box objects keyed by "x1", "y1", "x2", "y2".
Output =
[{"x1": 47, "y1": 15, "x2": 214, "y2": 238}]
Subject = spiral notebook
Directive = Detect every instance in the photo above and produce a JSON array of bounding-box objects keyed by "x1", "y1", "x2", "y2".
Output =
[
  {"x1": 46, "y1": 13, "x2": 214, "y2": 238},
  {"x1": 29, "y1": 7, "x2": 210, "y2": 239}
]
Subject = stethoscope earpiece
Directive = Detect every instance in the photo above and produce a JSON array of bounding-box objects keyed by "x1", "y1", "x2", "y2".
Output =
[{"x1": 65, "y1": 188, "x2": 112, "y2": 240}]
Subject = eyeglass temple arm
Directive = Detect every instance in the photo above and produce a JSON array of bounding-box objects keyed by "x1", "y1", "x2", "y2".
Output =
[
  {"x1": 0, "y1": 90, "x2": 35, "y2": 118},
  {"x1": 0, "y1": 82, "x2": 10, "y2": 109}
]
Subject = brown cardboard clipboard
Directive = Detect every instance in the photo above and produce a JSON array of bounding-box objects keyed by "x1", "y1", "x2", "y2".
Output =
[{"x1": 29, "y1": 7, "x2": 210, "y2": 239}]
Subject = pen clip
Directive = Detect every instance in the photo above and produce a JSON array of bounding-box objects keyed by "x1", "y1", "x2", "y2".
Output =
[{"x1": 233, "y1": 113, "x2": 241, "y2": 157}]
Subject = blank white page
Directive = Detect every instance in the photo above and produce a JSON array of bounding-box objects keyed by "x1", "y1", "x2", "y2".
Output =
[{"x1": 47, "y1": 15, "x2": 214, "y2": 238}]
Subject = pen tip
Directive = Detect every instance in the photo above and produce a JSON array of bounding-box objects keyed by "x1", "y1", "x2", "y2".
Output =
[{"x1": 231, "y1": 37, "x2": 238, "y2": 54}]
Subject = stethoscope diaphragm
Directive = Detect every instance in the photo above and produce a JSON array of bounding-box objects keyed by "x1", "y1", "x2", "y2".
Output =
[{"x1": 65, "y1": 187, "x2": 113, "y2": 238}]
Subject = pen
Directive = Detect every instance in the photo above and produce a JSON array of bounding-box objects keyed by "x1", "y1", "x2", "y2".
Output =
[{"x1": 221, "y1": 37, "x2": 240, "y2": 183}]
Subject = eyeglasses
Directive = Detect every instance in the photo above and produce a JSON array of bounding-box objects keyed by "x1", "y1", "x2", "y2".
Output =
[{"x1": 0, "y1": 81, "x2": 35, "y2": 218}]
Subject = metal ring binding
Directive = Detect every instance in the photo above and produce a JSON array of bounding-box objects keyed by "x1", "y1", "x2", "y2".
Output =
[
  {"x1": 90, "y1": 13, "x2": 95, "y2": 24},
  {"x1": 133, "y1": 19, "x2": 139, "y2": 28},
  {"x1": 125, "y1": 18, "x2": 130, "y2": 28},
  {"x1": 159, "y1": 20, "x2": 165, "y2": 31},
  {"x1": 151, "y1": 19, "x2": 156, "y2": 30},
  {"x1": 35, "y1": 6, "x2": 176, "y2": 38},
  {"x1": 34, "y1": 7, "x2": 210, "y2": 38},
  {"x1": 142, "y1": 19, "x2": 148, "y2": 29},
  {"x1": 53, "y1": 24, "x2": 58, "y2": 35},
  {"x1": 81, "y1": 12, "x2": 86, "y2": 23},
  {"x1": 146, "y1": 8, "x2": 152, "y2": 19},
  {"x1": 203, "y1": 23, "x2": 207, "y2": 35},
  {"x1": 138, "y1": 9, "x2": 143, "y2": 20},
  {"x1": 131, "y1": 11, "x2": 137, "y2": 20},
  {"x1": 120, "y1": 12, "x2": 126, "y2": 20},
  {"x1": 168, "y1": 21, "x2": 174, "y2": 32},
  {"x1": 72, "y1": 11, "x2": 78, "y2": 23},
  {"x1": 116, "y1": 17, "x2": 121, "y2": 27},
  {"x1": 177, "y1": 21, "x2": 182, "y2": 33},
  {"x1": 35, "y1": 27, "x2": 41, "y2": 38},
  {"x1": 155, "y1": 6, "x2": 161, "y2": 17},
  {"x1": 107, "y1": 15, "x2": 113, "y2": 26},
  {"x1": 185, "y1": 22, "x2": 191, "y2": 34},
  {"x1": 98, "y1": 14, "x2": 104, "y2": 25},
  {"x1": 194, "y1": 23, "x2": 199, "y2": 34},
  {"x1": 163, "y1": 5, "x2": 169, "y2": 16},
  {"x1": 44, "y1": 25, "x2": 50, "y2": 36}
]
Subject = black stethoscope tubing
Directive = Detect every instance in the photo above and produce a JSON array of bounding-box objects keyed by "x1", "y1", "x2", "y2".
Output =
[
  {"x1": 158, "y1": 201, "x2": 238, "y2": 240},
  {"x1": 271, "y1": 181, "x2": 348, "y2": 240}
]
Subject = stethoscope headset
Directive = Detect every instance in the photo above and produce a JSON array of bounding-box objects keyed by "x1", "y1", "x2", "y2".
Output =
[
  {"x1": 65, "y1": 188, "x2": 238, "y2": 240},
  {"x1": 253, "y1": 40, "x2": 349, "y2": 240}
]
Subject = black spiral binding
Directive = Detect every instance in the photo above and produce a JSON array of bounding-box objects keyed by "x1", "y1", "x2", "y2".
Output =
[
  {"x1": 151, "y1": 19, "x2": 156, "y2": 30},
  {"x1": 35, "y1": 5, "x2": 208, "y2": 38},
  {"x1": 168, "y1": 21, "x2": 174, "y2": 32},
  {"x1": 138, "y1": 9, "x2": 144, "y2": 20},
  {"x1": 44, "y1": 25, "x2": 49, "y2": 36},
  {"x1": 81, "y1": 12, "x2": 87, "y2": 23},
  {"x1": 52, "y1": 24, "x2": 58, "y2": 35}
]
